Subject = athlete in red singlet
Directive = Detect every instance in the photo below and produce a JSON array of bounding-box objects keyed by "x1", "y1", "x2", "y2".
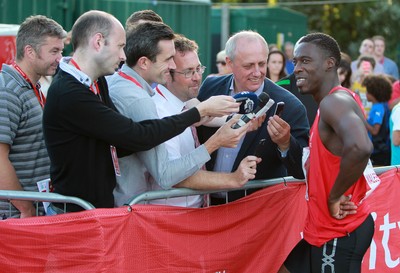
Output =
[{"x1": 279, "y1": 33, "x2": 375, "y2": 273}]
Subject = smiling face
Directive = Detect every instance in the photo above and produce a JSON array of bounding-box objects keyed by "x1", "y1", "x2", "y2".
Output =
[
  {"x1": 169, "y1": 50, "x2": 202, "y2": 101},
  {"x1": 228, "y1": 36, "x2": 268, "y2": 93},
  {"x1": 293, "y1": 42, "x2": 328, "y2": 96},
  {"x1": 147, "y1": 39, "x2": 176, "y2": 85},
  {"x1": 33, "y1": 36, "x2": 64, "y2": 77}
]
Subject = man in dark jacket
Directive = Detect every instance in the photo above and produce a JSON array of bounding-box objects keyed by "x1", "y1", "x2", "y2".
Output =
[{"x1": 198, "y1": 30, "x2": 309, "y2": 202}]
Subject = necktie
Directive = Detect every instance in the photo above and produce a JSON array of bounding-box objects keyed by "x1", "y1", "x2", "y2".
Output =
[
  {"x1": 182, "y1": 105, "x2": 200, "y2": 148},
  {"x1": 182, "y1": 105, "x2": 209, "y2": 206}
]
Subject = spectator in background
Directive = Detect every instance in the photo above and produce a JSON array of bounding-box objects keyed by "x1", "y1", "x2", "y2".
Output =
[
  {"x1": 197, "y1": 30, "x2": 309, "y2": 203},
  {"x1": 268, "y1": 43, "x2": 279, "y2": 52},
  {"x1": 390, "y1": 100, "x2": 400, "y2": 165},
  {"x1": 207, "y1": 50, "x2": 232, "y2": 77},
  {"x1": 43, "y1": 10, "x2": 234, "y2": 213},
  {"x1": 106, "y1": 22, "x2": 254, "y2": 207},
  {"x1": 0, "y1": 15, "x2": 66, "y2": 218},
  {"x1": 363, "y1": 74, "x2": 392, "y2": 166},
  {"x1": 351, "y1": 38, "x2": 384, "y2": 77},
  {"x1": 373, "y1": 35, "x2": 399, "y2": 80},
  {"x1": 284, "y1": 41, "x2": 295, "y2": 74},
  {"x1": 266, "y1": 50, "x2": 287, "y2": 82},
  {"x1": 125, "y1": 9, "x2": 163, "y2": 31},
  {"x1": 351, "y1": 55, "x2": 376, "y2": 116},
  {"x1": 215, "y1": 50, "x2": 232, "y2": 75},
  {"x1": 389, "y1": 80, "x2": 400, "y2": 110},
  {"x1": 337, "y1": 53, "x2": 352, "y2": 88}
]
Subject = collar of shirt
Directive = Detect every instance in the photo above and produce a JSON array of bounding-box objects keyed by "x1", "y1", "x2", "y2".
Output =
[
  {"x1": 59, "y1": 56, "x2": 93, "y2": 88},
  {"x1": 1, "y1": 63, "x2": 31, "y2": 89},
  {"x1": 154, "y1": 84, "x2": 186, "y2": 114},
  {"x1": 120, "y1": 64, "x2": 155, "y2": 96},
  {"x1": 228, "y1": 76, "x2": 265, "y2": 97}
]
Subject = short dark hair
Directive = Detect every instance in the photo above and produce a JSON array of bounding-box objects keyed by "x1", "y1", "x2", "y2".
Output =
[
  {"x1": 174, "y1": 34, "x2": 198, "y2": 54},
  {"x1": 125, "y1": 10, "x2": 163, "y2": 30},
  {"x1": 16, "y1": 15, "x2": 66, "y2": 60},
  {"x1": 357, "y1": 55, "x2": 376, "y2": 69},
  {"x1": 363, "y1": 74, "x2": 392, "y2": 102},
  {"x1": 338, "y1": 56, "x2": 352, "y2": 88},
  {"x1": 297, "y1": 32, "x2": 341, "y2": 67},
  {"x1": 71, "y1": 10, "x2": 114, "y2": 51},
  {"x1": 125, "y1": 21, "x2": 174, "y2": 67}
]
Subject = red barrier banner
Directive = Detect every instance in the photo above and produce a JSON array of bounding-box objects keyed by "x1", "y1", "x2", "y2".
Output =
[
  {"x1": 0, "y1": 169, "x2": 398, "y2": 272},
  {"x1": 0, "y1": 183, "x2": 306, "y2": 273},
  {"x1": 362, "y1": 169, "x2": 400, "y2": 272}
]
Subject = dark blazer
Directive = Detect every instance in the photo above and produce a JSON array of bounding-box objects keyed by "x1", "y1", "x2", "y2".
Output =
[{"x1": 198, "y1": 75, "x2": 309, "y2": 198}]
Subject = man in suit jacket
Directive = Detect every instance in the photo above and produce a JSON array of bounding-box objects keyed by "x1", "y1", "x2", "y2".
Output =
[{"x1": 197, "y1": 30, "x2": 310, "y2": 202}]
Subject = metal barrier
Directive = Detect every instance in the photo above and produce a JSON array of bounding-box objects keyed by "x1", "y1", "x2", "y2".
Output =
[
  {"x1": 0, "y1": 165, "x2": 397, "y2": 216},
  {"x1": 127, "y1": 165, "x2": 398, "y2": 206},
  {"x1": 0, "y1": 190, "x2": 95, "y2": 218}
]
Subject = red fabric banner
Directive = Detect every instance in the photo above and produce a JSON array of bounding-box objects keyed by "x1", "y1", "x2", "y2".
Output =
[
  {"x1": 0, "y1": 183, "x2": 306, "y2": 272},
  {"x1": 0, "y1": 169, "x2": 398, "y2": 272},
  {"x1": 362, "y1": 169, "x2": 400, "y2": 272}
]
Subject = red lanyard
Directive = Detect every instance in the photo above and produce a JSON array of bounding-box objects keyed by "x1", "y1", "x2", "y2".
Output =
[
  {"x1": 117, "y1": 71, "x2": 143, "y2": 88},
  {"x1": 155, "y1": 86, "x2": 167, "y2": 100},
  {"x1": 118, "y1": 70, "x2": 168, "y2": 101},
  {"x1": 69, "y1": 59, "x2": 100, "y2": 97},
  {"x1": 12, "y1": 62, "x2": 46, "y2": 108}
]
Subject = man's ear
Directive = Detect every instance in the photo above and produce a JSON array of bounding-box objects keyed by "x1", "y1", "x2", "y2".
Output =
[
  {"x1": 326, "y1": 57, "x2": 336, "y2": 71},
  {"x1": 91, "y1": 32, "x2": 104, "y2": 51},
  {"x1": 24, "y1": 45, "x2": 37, "y2": 61},
  {"x1": 137, "y1": 56, "x2": 149, "y2": 70},
  {"x1": 226, "y1": 57, "x2": 233, "y2": 69}
]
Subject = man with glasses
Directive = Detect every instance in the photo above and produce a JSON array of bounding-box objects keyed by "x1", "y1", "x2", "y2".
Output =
[{"x1": 107, "y1": 22, "x2": 259, "y2": 207}]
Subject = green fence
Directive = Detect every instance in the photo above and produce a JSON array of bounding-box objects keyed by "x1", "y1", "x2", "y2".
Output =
[{"x1": 0, "y1": 0, "x2": 212, "y2": 73}]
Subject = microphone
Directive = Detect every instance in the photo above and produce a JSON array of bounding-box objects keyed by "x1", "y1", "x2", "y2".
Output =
[
  {"x1": 233, "y1": 91, "x2": 258, "y2": 114},
  {"x1": 231, "y1": 92, "x2": 275, "y2": 129}
]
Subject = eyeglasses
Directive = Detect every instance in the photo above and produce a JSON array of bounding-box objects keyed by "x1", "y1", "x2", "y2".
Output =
[
  {"x1": 173, "y1": 66, "x2": 206, "y2": 79},
  {"x1": 216, "y1": 61, "x2": 226, "y2": 65}
]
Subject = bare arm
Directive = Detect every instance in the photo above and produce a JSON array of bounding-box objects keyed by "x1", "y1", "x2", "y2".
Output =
[
  {"x1": 174, "y1": 156, "x2": 261, "y2": 190},
  {"x1": 393, "y1": 130, "x2": 400, "y2": 146},
  {"x1": 0, "y1": 143, "x2": 36, "y2": 218},
  {"x1": 366, "y1": 122, "x2": 381, "y2": 136},
  {"x1": 319, "y1": 92, "x2": 373, "y2": 219}
]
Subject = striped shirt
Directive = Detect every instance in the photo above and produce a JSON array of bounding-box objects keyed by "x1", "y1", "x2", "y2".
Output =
[{"x1": 0, "y1": 64, "x2": 49, "y2": 218}]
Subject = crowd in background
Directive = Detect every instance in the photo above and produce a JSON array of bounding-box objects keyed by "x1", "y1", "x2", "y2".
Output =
[{"x1": 263, "y1": 37, "x2": 399, "y2": 167}]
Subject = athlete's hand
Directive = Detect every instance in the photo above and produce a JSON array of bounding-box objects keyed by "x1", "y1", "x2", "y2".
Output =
[{"x1": 328, "y1": 194, "x2": 358, "y2": 220}]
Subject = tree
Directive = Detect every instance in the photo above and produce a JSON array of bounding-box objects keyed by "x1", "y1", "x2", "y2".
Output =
[{"x1": 212, "y1": 0, "x2": 400, "y2": 63}]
